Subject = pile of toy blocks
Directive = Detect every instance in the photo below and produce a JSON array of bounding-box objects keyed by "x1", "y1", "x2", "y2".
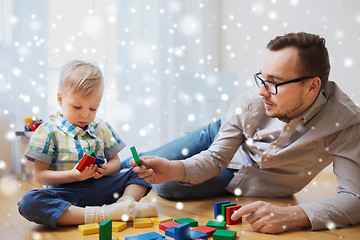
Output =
[{"x1": 78, "y1": 201, "x2": 242, "y2": 240}]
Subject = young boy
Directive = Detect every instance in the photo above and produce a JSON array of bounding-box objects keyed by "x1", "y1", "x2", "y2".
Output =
[{"x1": 18, "y1": 60, "x2": 157, "y2": 228}]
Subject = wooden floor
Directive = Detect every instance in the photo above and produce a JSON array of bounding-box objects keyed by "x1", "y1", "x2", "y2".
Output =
[{"x1": 0, "y1": 172, "x2": 359, "y2": 240}]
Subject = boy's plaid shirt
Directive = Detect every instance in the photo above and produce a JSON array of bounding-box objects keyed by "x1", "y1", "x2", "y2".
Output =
[{"x1": 25, "y1": 114, "x2": 125, "y2": 172}]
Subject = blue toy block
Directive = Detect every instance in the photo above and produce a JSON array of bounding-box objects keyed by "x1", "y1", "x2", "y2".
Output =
[
  {"x1": 191, "y1": 230, "x2": 208, "y2": 239},
  {"x1": 95, "y1": 156, "x2": 105, "y2": 166},
  {"x1": 165, "y1": 227, "x2": 175, "y2": 238},
  {"x1": 138, "y1": 232, "x2": 165, "y2": 239},
  {"x1": 99, "y1": 219, "x2": 112, "y2": 240},
  {"x1": 214, "y1": 201, "x2": 230, "y2": 219},
  {"x1": 125, "y1": 231, "x2": 165, "y2": 240},
  {"x1": 176, "y1": 222, "x2": 191, "y2": 240}
]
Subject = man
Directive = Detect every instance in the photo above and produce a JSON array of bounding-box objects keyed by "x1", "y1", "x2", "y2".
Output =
[{"x1": 128, "y1": 32, "x2": 360, "y2": 234}]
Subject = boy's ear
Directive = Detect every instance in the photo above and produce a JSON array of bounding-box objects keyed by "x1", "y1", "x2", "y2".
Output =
[{"x1": 57, "y1": 93, "x2": 62, "y2": 106}]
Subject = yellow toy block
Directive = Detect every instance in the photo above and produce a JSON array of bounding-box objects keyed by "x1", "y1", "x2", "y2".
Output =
[
  {"x1": 78, "y1": 223, "x2": 99, "y2": 235},
  {"x1": 133, "y1": 218, "x2": 153, "y2": 228},
  {"x1": 150, "y1": 216, "x2": 173, "y2": 225},
  {"x1": 112, "y1": 221, "x2": 127, "y2": 232}
]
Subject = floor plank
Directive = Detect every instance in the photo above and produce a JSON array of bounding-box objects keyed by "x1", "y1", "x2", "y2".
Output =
[{"x1": 0, "y1": 171, "x2": 359, "y2": 240}]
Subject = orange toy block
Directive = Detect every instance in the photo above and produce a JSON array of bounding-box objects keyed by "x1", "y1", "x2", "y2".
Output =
[
  {"x1": 78, "y1": 223, "x2": 99, "y2": 235},
  {"x1": 150, "y1": 216, "x2": 173, "y2": 225},
  {"x1": 133, "y1": 218, "x2": 153, "y2": 228},
  {"x1": 112, "y1": 221, "x2": 127, "y2": 232}
]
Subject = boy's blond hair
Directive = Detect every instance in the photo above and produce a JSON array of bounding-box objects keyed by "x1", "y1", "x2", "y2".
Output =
[{"x1": 59, "y1": 60, "x2": 104, "y2": 96}]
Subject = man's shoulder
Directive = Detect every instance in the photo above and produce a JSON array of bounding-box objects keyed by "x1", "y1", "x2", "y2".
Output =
[
  {"x1": 323, "y1": 81, "x2": 360, "y2": 125},
  {"x1": 324, "y1": 82, "x2": 360, "y2": 113}
]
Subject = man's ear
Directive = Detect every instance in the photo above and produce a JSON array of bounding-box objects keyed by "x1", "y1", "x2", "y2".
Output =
[
  {"x1": 308, "y1": 77, "x2": 322, "y2": 95},
  {"x1": 57, "y1": 93, "x2": 62, "y2": 106}
]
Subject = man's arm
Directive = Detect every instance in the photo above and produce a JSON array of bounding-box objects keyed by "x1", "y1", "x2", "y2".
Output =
[
  {"x1": 299, "y1": 124, "x2": 360, "y2": 230},
  {"x1": 231, "y1": 201, "x2": 310, "y2": 234}
]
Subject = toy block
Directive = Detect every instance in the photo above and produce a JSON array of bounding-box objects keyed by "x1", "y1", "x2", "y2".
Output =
[
  {"x1": 133, "y1": 218, "x2": 152, "y2": 228},
  {"x1": 226, "y1": 205, "x2": 242, "y2": 225},
  {"x1": 78, "y1": 223, "x2": 99, "y2": 235},
  {"x1": 192, "y1": 225, "x2": 217, "y2": 237},
  {"x1": 124, "y1": 231, "x2": 165, "y2": 240},
  {"x1": 159, "y1": 221, "x2": 180, "y2": 231},
  {"x1": 212, "y1": 229, "x2": 236, "y2": 240},
  {"x1": 214, "y1": 201, "x2": 230, "y2": 219},
  {"x1": 95, "y1": 156, "x2": 105, "y2": 166},
  {"x1": 165, "y1": 227, "x2": 176, "y2": 238},
  {"x1": 165, "y1": 222, "x2": 192, "y2": 240},
  {"x1": 139, "y1": 232, "x2": 165, "y2": 239},
  {"x1": 150, "y1": 216, "x2": 173, "y2": 225},
  {"x1": 99, "y1": 219, "x2": 112, "y2": 240},
  {"x1": 191, "y1": 230, "x2": 208, "y2": 239},
  {"x1": 76, "y1": 152, "x2": 97, "y2": 171},
  {"x1": 112, "y1": 221, "x2": 127, "y2": 232},
  {"x1": 175, "y1": 222, "x2": 191, "y2": 240},
  {"x1": 206, "y1": 220, "x2": 226, "y2": 229},
  {"x1": 130, "y1": 146, "x2": 142, "y2": 166},
  {"x1": 221, "y1": 203, "x2": 236, "y2": 221},
  {"x1": 174, "y1": 217, "x2": 198, "y2": 227},
  {"x1": 87, "y1": 150, "x2": 94, "y2": 156}
]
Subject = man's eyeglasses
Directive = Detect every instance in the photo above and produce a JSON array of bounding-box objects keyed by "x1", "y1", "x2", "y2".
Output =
[{"x1": 254, "y1": 72, "x2": 316, "y2": 95}]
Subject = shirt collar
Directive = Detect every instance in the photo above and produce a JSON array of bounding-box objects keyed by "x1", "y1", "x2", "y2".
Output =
[
  {"x1": 56, "y1": 115, "x2": 97, "y2": 138},
  {"x1": 295, "y1": 91, "x2": 327, "y2": 124}
]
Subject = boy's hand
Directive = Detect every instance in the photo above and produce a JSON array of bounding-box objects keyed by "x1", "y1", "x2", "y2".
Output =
[
  {"x1": 72, "y1": 164, "x2": 97, "y2": 181},
  {"x1": 130, "y1": 156, "x2": 185, "y2": 184},
  {"x1": 93, "y1": 164, "x2": 108, "y2": 179}
]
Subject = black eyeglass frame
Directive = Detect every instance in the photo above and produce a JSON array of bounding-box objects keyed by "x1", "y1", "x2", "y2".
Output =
[{"x1": 254, "y1": 72, "x2": 317, "y2": 95}]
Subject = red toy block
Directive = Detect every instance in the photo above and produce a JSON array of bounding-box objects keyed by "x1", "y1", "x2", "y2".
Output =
[
  {"x1": 76, "y1": 153, "x2": 97, "y2": 171},
  {"x1": 192, "y1": 225, "x2": 217, "y2": 237},
  {"x1": 159, "y1": 221, "x2": 180, "y2": 231},
  {"x1": 226, "y1": 205, "x2": 242, "y2": 225}
]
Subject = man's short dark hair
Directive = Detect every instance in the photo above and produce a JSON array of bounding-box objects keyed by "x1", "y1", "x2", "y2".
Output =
[{"x1": 267, "y1": 32, "x2": 330, "y2": 89}]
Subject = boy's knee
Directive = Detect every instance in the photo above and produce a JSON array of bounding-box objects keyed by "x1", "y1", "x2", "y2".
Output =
[{"x1": 18, "y1": 190, "x2": 37, "y2": 218}]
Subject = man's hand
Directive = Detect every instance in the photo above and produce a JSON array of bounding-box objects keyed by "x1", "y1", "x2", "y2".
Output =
[
  {"x1": 231, "y1": 201, "x2": 311, "y2": 234},
  {"x1": 130, "y1": 156, "x2": 185, "y2": 184}
]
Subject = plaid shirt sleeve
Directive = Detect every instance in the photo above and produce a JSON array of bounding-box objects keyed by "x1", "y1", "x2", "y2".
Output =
[
  {"x1": 98, "y1": 121, "x2": 126, "y2": 159},
  {"x1": 24, "y1": 121, "x2": 56, "y2": 165}
]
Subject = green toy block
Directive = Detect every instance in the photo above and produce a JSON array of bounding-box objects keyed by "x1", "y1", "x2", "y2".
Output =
[
  {"x1": 99, "y1": 219, "x2": 112, "y2": 240},
  {"x1": 130, "y1": 146, "x2": 142, "y2": 166},
  {"x1": 213, "y1": 229, "x2": 236, "y2": 240},
  {"x1": 87, "y1": 150, "x2": 95, "y2": 156},
  {"x1": 174, "y1": 217, "x2": 198, "y2": 227},
  {"x1": 221, "y1": 203, "x2": 236, "y2": 221},
  {"x1": 206, "y1": 220, "x2": 226, "y2": 229}
]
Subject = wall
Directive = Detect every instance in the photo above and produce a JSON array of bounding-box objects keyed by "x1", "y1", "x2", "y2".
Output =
[{"x1": 219, "y1": 0, "x2": 360, "y2": 105}]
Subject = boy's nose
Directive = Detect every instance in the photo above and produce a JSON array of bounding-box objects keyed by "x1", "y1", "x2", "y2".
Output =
[{"x1": 80, "y1": 110, "x2": 89, "y2": 118}]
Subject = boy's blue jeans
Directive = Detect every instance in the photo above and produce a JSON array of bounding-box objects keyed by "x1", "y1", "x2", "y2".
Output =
[
  {"x1": 121, "y1": 119, "x2": 236, "y2": 200},
  {"x1": 18, "y1": 169, "x2": 151, "y2": 228}
]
